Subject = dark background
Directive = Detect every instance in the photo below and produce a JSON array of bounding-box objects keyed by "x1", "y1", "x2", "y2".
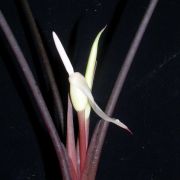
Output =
[{"x1": 0, "y1": 0, "x2": 180, "y2": 179}]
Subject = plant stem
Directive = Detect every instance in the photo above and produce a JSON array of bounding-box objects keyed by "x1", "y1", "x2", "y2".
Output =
[
  {"x1": 82, "y1": 0, "x2": 159, "y2": 179},
  {"x1": 16, "y1": 0, "x2": 64, "y2": 134},
  {"x1": 0, "y1": 11, "x2": 71, "y2": 180},
  {"x1": 84, "y1": 117, "x2": 89, "y2": 149},
  {"x1": 77, "y1": 111, "x2": 87, "y2": 174},
  {"x1": 76, "y1": 138, "x2": 80, "y2": 176},
  {"x1": 66, "y1": 96, "x2": 78, "y2": 179}
]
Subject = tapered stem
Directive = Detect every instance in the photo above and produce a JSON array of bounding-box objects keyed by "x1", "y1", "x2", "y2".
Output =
[
  {"x1": 0, "y1": 11, "x2": 71, "y2": 180},
  {"x1": 16, "y1": 0, "x2": 64, "y2": 134},
  {"x1": 66, "y1": 96, "x2": 78, "y2": 179},
  {"x1": 82, "y1": 0, "x2": 159, "y2": 179},
  {"x1": 77, "y1": 111, "x2": 87, "y2": 174}
]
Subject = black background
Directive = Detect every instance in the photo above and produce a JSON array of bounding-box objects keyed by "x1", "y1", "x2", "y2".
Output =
[{"x1": 0, "y1": 0, "x2": 180, "y2": 179}]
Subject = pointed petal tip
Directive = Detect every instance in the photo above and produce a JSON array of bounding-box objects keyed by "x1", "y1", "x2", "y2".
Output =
[
  {"x1": 123, "y1": 126, "x2": 133, "y2": 135},
  {"x1": 51, "y1": 30, "x2": 74, "y2": 75},
  {"x1": 52, "y1": 31, "x2": 57, "y2": 41},
  {"x1": 126, "y1": 127, "x2": 133, "y2": 135},
  {"x1": 100, "y1": 25, "x2": 107, "y2": 34},
  {"x1": 115, "y1": 120, "x2": 133, "y2": 135}
]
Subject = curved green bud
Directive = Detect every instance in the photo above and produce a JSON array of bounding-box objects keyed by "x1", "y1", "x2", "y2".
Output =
[
  {"x1": 85, "y1": 26, "x2": 106, "y2": 88},
  {"x1": 85, "y1": 27, "x2": 106, "y2": 119}
]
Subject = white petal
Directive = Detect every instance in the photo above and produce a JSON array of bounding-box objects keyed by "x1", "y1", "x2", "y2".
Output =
[{"x1": 52, "y1": 31, "x2": 74, "y2": 75}]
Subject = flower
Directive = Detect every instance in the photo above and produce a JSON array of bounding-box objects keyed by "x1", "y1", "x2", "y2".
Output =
[{"x1": 52, "y1": 29, "x2": 130, "y2": 131}]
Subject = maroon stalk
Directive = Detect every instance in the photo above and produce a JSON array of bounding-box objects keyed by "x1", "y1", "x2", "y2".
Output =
[
  {"x1": 82, "y1": 0, "x2": 159, "y2": 179},
  {"x1": 77, "y1": 111, "x2": 87, "y2": 174},
  {"x1": 0, "y1": 11, "x2": 71, "y2": 180},
  {"x1": 16, "y1": 0, "x2": 64, "y2": 134},
  {"x1": 66, "y1": 96, "x2": 78, "y2": 179}
]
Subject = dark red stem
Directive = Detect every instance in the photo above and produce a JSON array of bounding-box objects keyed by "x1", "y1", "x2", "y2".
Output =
[
  {"x1": 66, "y1": 96, "x2": 78, "y2": 180},
  {"x1": 78, "y1": 111, "x2": 87, "y2": 174},
  {"x1": 82, "y1": 0, "x2": 159, "y2": 179},
  {"x1": 0, "y1": 11, "x2": 71, "y2": 180},
  {"x1": 16, "y1": 0, "x2": 64, "y2": 134}
]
